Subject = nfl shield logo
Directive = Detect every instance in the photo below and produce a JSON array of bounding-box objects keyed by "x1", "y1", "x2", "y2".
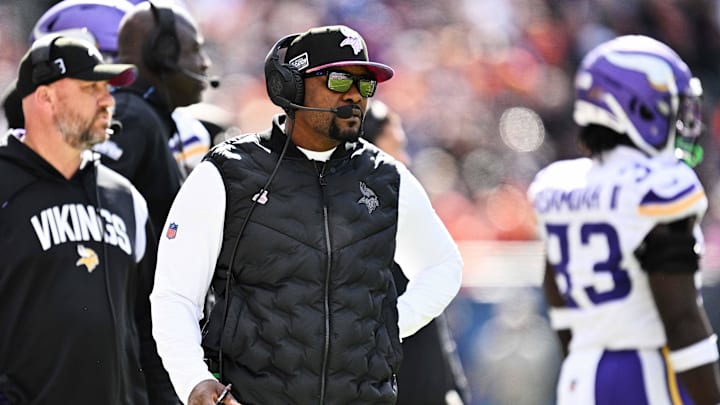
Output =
[{"x1": 166, "y1": 222, "x2": 178, "y2": 239}]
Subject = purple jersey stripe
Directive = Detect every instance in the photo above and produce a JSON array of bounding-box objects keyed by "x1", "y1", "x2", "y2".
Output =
[
  {"x1": 640, "y1": 184, "x2": 695, "y2": 205},
  {"x1": 182, "y1": 135, "x2": 202, "y2": 147}
]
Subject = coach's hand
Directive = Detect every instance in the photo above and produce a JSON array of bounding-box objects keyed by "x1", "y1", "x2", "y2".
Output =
[{"x1": 188, "y1": 379, "x2": 241, "y2": 405}]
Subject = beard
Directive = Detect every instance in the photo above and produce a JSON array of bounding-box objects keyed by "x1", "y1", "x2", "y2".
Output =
[
  {"x1": 328, "y1": 119, "x2": 361, "y2": 143},
  {"x1": 54, "y1": 107, "x2": 109, "y2": 150}
]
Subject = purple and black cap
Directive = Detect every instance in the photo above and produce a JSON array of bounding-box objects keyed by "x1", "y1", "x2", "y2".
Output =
[{"x1": 285, "y1": 25, "x2": 394, "y2": 82}]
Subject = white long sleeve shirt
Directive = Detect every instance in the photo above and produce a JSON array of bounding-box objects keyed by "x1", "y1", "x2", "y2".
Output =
[{"x1": 150, "y1": 151, "x2": 463, "y2": 404}]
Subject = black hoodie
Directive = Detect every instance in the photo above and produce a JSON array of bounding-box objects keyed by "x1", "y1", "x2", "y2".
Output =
[{"x1": 0, "y1": 135, "x2": 177, "y2": 404}]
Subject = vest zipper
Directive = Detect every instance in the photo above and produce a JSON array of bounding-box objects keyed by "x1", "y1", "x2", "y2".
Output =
[{"x1": 317, "y1": 162, "x2": 331, "y2": 405}]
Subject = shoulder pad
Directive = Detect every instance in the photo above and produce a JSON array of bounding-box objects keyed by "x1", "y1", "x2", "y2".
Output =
[{"x1": 637, "y1": 161, "x2": 706, "y2": 221}]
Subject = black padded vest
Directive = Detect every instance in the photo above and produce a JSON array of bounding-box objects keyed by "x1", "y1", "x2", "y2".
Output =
[{"x1": 202, "y1": 119, "x2": 403, "y2": 404}]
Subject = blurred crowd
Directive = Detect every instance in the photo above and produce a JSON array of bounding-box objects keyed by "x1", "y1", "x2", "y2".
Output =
[
  {"x1": 4, "y1": 1, "x2": 720, "y2": 404},
  {"x1": 193, "y1": 0, "x2": 720, "y2": 247},
  {"x1": 4, "y1": 0, "x2": 720, "y2": 245}
]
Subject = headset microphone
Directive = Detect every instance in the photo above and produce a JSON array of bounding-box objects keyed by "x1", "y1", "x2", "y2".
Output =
[
  {"x1": 107, "y1": 119, "x2": 123, "y2": 136},
  {"x1": 277, "y1": 97, "x2": 355, "y2": 119},
  {"x1": 179, "y1": 67, "x2": 221, "y2": 88}
]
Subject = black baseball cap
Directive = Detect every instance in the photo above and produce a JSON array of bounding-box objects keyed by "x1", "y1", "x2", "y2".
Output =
[
  {"x1": 16, "y1": 35, "x2": 136, "y2": 99},
  {"x1": 285, "y1": 25, "x2": 394, "y2": 82}
]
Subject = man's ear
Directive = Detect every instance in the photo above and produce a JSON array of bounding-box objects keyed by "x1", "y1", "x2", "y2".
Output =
[
  {"x1": 33, "y1": 86, "x2": 48, "y2": 103},
  {"x1": 34, "y1": 85, "x2": 56, "y2": 108}
]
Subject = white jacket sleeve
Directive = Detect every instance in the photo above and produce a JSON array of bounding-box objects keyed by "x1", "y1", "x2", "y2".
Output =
[
  {"x1": 394, "y1": 163, "x2": 463, "y2": 338},
  {"x1": 150, "y1": 161, "x2": 225, "y2": 404}
]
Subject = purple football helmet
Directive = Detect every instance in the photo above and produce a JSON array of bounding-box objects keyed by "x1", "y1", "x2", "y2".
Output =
[
  {"x1": 31, "y1": 0, "x2": 134, "y2": 60},
  {"x1": 573, "y1": 35, "x2": 703, "y2": 163}
]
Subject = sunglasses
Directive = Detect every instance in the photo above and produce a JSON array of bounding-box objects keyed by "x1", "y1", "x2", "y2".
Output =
[{"x1": 305, "y1": 70, "x2": 378, "y2": 98}]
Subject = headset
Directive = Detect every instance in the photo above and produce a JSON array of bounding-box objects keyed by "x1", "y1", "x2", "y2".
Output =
[
  {"x1": 264, "y1": 34, "x2": 304, "y2": 109},
  {"x1": 263, "y1": 34, "x2": 354, "y2": 118},
  {"x1": 30, "y1": 34, "x2": 65, "y2": 84},
  {"x1": 142, "y1": 1, "x2": 180, "y2": 74}
]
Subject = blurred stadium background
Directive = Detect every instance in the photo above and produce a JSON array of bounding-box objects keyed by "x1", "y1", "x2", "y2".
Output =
[{"x1": 4, "y1": 1, "x2": 720, "y2": 403}]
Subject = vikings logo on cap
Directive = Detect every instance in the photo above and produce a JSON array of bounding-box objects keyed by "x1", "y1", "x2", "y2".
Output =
[
  {"x1": 284, "y1": 25, "x2": 395, "y2": 82},
  {"x1": 338, "y1": 26, "x2": 363, "y2": 55}
]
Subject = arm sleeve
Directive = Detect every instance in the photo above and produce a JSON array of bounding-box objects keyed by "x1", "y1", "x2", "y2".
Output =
[
  {"x1": 134, "y1": 218, "x2": 178, "y2": 403},
  {"x1": 150, "y1": 161, "x2": 226, "y2": 404},
  {"x1": 394, "y1": 164, "x2": 463, "y2": 338}
]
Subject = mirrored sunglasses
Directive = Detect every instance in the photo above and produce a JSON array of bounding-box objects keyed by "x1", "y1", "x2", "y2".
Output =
[{"x1": 305, "y1": 70, "x2": 377, "y2": 98}]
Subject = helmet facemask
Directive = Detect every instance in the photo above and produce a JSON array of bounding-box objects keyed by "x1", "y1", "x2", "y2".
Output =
[{"x1": 674, "y1": 78, "x2": 704, "y2": 167}]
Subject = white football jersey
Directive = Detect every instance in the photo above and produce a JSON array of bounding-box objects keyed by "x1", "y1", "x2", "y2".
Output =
[
  {"x1": 169, "y1": 109, "x2": 211, "y2": 172},
  {"x1": 528, "y1": 145, "x2": 707, "y2": 352}
]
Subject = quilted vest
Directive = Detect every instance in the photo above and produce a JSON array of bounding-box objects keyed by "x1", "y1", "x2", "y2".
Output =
[{"x1": 202, "y1": 121, "x2": 403, "y2": 404}]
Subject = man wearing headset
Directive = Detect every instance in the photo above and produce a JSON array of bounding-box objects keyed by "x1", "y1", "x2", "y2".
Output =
[
  {"x1": 97, "y1": 1, "x2": 213, "y2": 239},
  {"x1": 0, "y1": 1, "x2": 213, "y2": 241},
  {"x1": 150, "y1": 25, "x2": 463, "y2": 405},
  {"x1": 0, "y1": 36, "x2": 176, "y2": 405},
  {"x1": 2, "y1": 0, "x2": 134, "y2": 136}
]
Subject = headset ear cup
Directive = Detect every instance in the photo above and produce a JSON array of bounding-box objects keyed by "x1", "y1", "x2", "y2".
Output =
[
  {"x1": 264, "y1": 57, "x2": 287, "y2": 106},
  {"x1": 265, "y1": 63, "x2": 304, "y2": 107},
  {"x1": 264, "y1": 34, "x2": 304, "y2": 108},
  {"x1": 30, "y1": 34, "x2": 63, "y2": 84},
  {"x1": 32, "y1": 60, "x2": 59, "y2": 84},
  {"x1": 143, "y1": 2, "x2": 180, "y2": 73},
  {"x1": 147, "y1": 32, "x2": 180, "y2": 72}
]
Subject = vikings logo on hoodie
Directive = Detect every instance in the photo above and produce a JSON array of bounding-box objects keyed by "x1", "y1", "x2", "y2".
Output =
[{"x1": 76, "y1": 244, "x2": 99, "y2": 273}]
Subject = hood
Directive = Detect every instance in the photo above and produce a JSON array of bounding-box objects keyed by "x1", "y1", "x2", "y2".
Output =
[
  {"x1": 0, "y1": 135, "x2": 97, "y2": 207},
  {"x1": 0, "y1": 135, "x2": 71, "y2": 181}
]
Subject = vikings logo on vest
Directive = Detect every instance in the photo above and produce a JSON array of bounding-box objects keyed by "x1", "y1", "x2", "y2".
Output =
[
  {"x1": 358, "y1": 182, "x2": 379, "y2": 214},
  {"x1": 166, "y1": 222, "x2": 178, "y2": 239},
  {"x1": 76, "y1": 244, "x2": 99, "y2": 273}
]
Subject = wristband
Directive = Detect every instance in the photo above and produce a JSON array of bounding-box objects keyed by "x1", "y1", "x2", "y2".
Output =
[{"x1": 669, "y1": 334, "x2": 719, "y2": 373}]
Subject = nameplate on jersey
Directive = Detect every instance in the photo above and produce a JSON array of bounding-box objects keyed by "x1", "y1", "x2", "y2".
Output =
[{"x1": 533, "y1": 186, "x2": 604, "y2": 214}]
